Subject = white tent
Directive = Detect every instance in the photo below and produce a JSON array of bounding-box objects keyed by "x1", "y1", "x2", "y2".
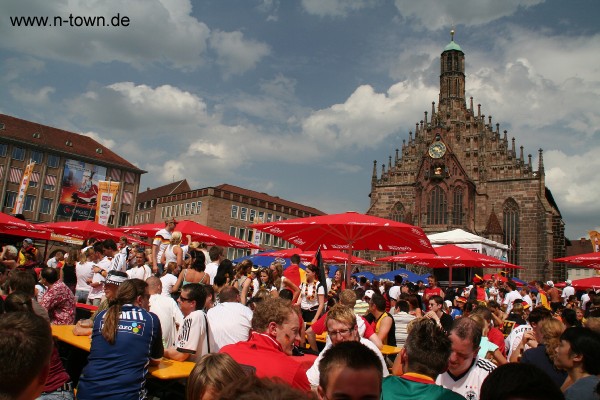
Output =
[{"x1": 427, "y1": 229, "x2": 508, "y2": 260}]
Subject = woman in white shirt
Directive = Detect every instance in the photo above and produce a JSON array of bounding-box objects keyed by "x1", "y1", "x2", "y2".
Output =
[
  {"x1": 75, "y1": 247, "x2": 95, "y2": 303},
  {"x1": 296, "y1": 264, "x2": 325, "y2": 324},
  {"x1": 269, "y1": 261, "x2": 300, "y2": 300},
  {"x1": 161, "y1": 231, "x2": 183, "y2": 270}
]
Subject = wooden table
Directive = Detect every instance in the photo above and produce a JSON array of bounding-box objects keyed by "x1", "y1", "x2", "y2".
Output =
[
  {"x1": 51, "y1": 325, "x2": 194, "y2": 380},
  {"x1": 381, "y1": 345, "x2": 402, "y2": 356}
]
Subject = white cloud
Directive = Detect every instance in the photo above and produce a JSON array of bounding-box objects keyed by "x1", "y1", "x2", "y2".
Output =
[
  {"x1": 81, "y1": 131, "x2": 116, "y2": 149},
  {"x1": 1, "y1": 0, "x2": 210, "y2": 69},
  {"x1": 209, "y1": 30, "x2": 270, "y2": 78},
  {"x1": 393, "y1": 0, "x2": 544, "y2": 30},
  {"x1": 301, "y1": 0, "x2": 378, "y2": 17},
  {"x1": 302, "y1": 80, "x2": 438, "y2": 150},
  {"x1": 2, "y1": 57, "x2": 45, "y2": 82},
  {"x1": 9, "y1": 85, "x2": 55, "y2": 106}
]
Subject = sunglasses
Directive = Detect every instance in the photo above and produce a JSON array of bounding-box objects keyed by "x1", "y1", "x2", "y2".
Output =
[{"x1": 179, "y1": 295, "x2": 194, "y2": 303}]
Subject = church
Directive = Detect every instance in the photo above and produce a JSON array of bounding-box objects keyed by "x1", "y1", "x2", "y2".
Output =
[{"x1": 367, "y1": 32, "x2": 565, "y2": 283}]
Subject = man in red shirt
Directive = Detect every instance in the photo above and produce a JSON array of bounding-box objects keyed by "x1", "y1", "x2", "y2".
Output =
[
  {"x1": 283, "y1": 254, "x2": 302, "y2": 288},
  {"x1": 220, "y1": 297, "x2": 310, "y2": 391},
  {"x1": 423, "y1": 275, "x2": 444, "y2": 307}
]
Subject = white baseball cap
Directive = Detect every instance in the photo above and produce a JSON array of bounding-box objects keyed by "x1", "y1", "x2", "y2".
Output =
[{"x1": 364, "y1": 290, "x2": 375, "y2": 299}]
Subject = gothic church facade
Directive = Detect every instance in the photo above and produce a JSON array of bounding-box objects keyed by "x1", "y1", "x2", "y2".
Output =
[{"x1": 367, "y1": 34, "x2": 565, "y2": 282}]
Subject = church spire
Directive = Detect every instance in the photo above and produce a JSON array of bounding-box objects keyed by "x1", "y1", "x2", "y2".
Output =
[{"x1": 439, "y1": 28, "x2": 465, "y2": 111}]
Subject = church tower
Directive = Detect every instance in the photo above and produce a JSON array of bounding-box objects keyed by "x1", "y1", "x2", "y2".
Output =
[{"x1": 367, "y1": 31, "x2": 566, "y2": 283}]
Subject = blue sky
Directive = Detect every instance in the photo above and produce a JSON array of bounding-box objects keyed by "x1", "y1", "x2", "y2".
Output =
[{"x1": 1, "y1": 0, "x2": 599, "y2": 240}]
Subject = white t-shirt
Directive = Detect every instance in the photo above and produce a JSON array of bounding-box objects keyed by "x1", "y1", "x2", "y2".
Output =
[
  {"x1": 206, "y1": 302, "x2": 253, "y2": 352},
  {"x1": 176, "y1": 310, "x2": 209, "y2": 363},
  {"x1": 153, "y1": 228, "x2": 172, "y2": 264},
  {"x1": 205, "y1": 261, "x2": 219, "y2": 285},
  {"x1": 161, "y1": 274, "x2": 178, "y2": 296},
  {"x1": 562, "y1": 286, "x2": 575, "y2": 304},
  {"x1": 127, "y1": 265, "x2": 153, "y2": 281},
  {"x1": 503, "y1": 290, "x2": 522, "y2": 314},
  {"x1": 306, "y1": 338, "x2": 389, "y2": 387},
  {"x1": 300, "y1": 281, "x2": 325, "y2": 310},
  {"x1": 436, "y1": 357, "x2": 496, "y2": 400},
  {"x1": 47, "y1": 257, "x2": 60, "y2": 268},
  {"x1": 75, "y1": 261, "x2": 94, "y2": 292},
  {"x1": 149, "y1": 294, "x2": 184, "y2": 348},
  {"x1": 87, "y1": 257, "x2": 111, "y2": 300},
  {"x1": 505, "y1": 323, "x2": 532, "y2": 359}
]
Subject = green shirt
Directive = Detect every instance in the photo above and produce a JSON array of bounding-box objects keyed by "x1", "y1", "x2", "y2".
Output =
[{"x1": 381, "y1": 375, "x2": 466, "y2": 400}]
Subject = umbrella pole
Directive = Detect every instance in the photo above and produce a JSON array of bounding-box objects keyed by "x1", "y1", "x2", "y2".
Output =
[
  {"x1": 449, "y1": 265, "x2": 453, "y2": 287},
  {"x1": 346, "y1": 243, "x2": 354, "y2": 288}
]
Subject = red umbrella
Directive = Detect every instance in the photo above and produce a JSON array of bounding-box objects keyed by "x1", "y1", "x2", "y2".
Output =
[
  {"x1": 0, "y1": 212, "x2": 37, "y2": 232},
  {"x1": 250, "y1": 211, "x2": 435, "y2": 284},
  {"x1": 113, "y1": 220, "x2": 259, "y2": 249},
  {"x1": 376, "y1": 244, "x2": 522, "y2": 285},
  {"x1": 552, "y1": 252, "x2": 600, "y2": 269},
  {"x1": 36, "y1": 221, "x2": 147, "y2": 246},
  {"x1": 260, "y1": 248, "x2": 377, "y2": 266},
  {"x1": 555, "y1": 276, "x2": 600, "y2": 290}
]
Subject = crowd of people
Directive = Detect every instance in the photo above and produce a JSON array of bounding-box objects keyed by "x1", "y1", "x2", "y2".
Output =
[{"x1": 1, "y1": 220, "x2": 600, "y2": 400}]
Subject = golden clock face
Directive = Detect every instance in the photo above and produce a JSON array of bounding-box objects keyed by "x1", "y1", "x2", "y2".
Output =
[{"x1": 428, "y1": 142, "x2": 446, "y2": 158}]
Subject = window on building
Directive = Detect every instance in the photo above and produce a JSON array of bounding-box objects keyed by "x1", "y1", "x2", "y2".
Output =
[
  {"x1": 240, "y1": 207, "x2": 247, "y2": 221},
  {"x1": 190, "y1": 202, "x2": 196, "y2": 214},
  {"x1": 247, "y1": 229, "x2": 254, "y2": 242},
  {"x1": 249, "y1": 209, "x2": 256, "y2": 222},
  {"x1": 29, "y1": 172, "x2": 39, "y2": 188},
  {"x1": 267, "y1": 213, "x2": 273, "y2": 222},
  {"x1": 238, "y1": 228, "x2": 246, "y2": 241},
  {"x1": 119, "y1": 212, "x2": 130, "y2": 227},
  {"x1": 258, "y1": 211, "x2": 265, "y2": 223},
  {"x1": 134, "y1": 215, "x2": 139, "y2": 224},
  {"x1": 196, "y1": 201, "x2": 202, "y2": 214},
  {"x1": 161, "y1": 207, "x2": 165, "y2": 219},
  {"x1": 229, "y1": 226, "x2": 236, "y2": 237},
  {"x1": 23, "y1": 195, "x2": 35, "y2": 212},
  {"x1": 4, "y1": 191, "x2": 17, "y2": 208},
  {"x1": 185, "y1": 203, "x2": 190, "y2": 216},
  {"x1": 0, "y1": 143, "x2": 7, "y2": 157},
  {"x1": 108, "y1": 214, "x2": 115, "y2": 225},
  {"x1": 146, "y1": 213, "x2": 150, "y2": 222},
  {"x1": 390, "y1": 202, "x2": 405, "y2": 223},
  {"x1": 231, "y1": 205, "x2": 239, "y2": 219},
  {"x1": 227, "y1": 248, "x2": 235, "y2": 260},
  {"x1": 30, "y1": 150, "x2": 43, "y2": 164},
  {"x1": 11, "y1": 147, "x2": 25, "y2": 161},
  {"x1": 503, "y1": 199, "x2": 520, "y2": 266},
  {"x1": 47, "y1": 154, "x2": 59, "y2": 168},
  {"x1": 263, "y1": 233, "x2": 271, "y2": 246},
  {"x1": 43, "y1": 175, "x2": 56, "y2": 191},
  {"x1": 452, "y1": 188, "x2": 464, "y2": 226},
  {"x1": 40, "y1": 198, "x2": 52, "y2": 214},
  {"x1": 427, "y1": 185, "x2": 447, "y2": 225}
]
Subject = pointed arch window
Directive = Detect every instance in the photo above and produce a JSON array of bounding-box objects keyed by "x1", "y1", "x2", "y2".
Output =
[
  {"x1": 427, "y1": 185, "x2": 447, "y2": 225},
  {"x1": 452, "y1": 187, "x2": 464, "y2": 226},
  {"x1": 390, "y1": 202, "x2": 405, "y2": 223},
  {"x1": 503, "y1": 199, "x2": 520, "y2": 265}
]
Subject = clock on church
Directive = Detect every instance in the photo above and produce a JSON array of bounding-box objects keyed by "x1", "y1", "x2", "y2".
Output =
[{"x1": 428, "y1": 142, "x2": 446, "y2": 158}]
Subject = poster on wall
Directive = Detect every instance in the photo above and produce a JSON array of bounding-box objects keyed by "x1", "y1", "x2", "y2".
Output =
[{"x1": 56, "y1": 159, "x2": 107, "y2": 220}]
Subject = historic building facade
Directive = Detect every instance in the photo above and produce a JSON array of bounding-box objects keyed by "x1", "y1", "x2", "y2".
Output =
[
  {"x1": 367, "y1": 34, "x2": 565, "y2": 282},
  {"x1": 0, "y1": 113, "x2": 144, "y2": 227},
  {"x1": 153, "y1": 183, "x2": 325, "y2": 260}
]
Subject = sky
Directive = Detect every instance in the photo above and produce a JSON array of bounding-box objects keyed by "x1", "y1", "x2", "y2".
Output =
[{"x1": 1, "y1": 0, "x2": 599, "y2": 241}]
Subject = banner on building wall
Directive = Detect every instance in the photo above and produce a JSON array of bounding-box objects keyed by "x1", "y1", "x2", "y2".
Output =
[
  {"x1": 590, "y1": 230, "x2": 600, "y2": 253},
  {"x1": 251, "y1": 218, "x2": 263, "y2": 254},
  {"x1": 95, "y1": 181, "x2": 120, "y2": 225},
  {"x1": 12, "y1": 162, "x2": 35, "y2": 215},
  {"x1": 56, "y1": 159, "x2": 107, "y2": 221}
]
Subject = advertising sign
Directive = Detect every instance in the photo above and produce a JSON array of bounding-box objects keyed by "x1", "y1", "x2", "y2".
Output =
[
  {"x1": 95, "y1": 181, "x2": 120, "y2": 225},
  {"x1": 12, "y1": 162, "x2": 35, "y2": 214},
  {"x1": 57, "y1": 159, "x2": 107, "y2": 220}
]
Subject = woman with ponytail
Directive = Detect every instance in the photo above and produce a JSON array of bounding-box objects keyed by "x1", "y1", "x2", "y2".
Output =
[{"x1": 77, "y1": 278, "x2": 164, "y2": 400}]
